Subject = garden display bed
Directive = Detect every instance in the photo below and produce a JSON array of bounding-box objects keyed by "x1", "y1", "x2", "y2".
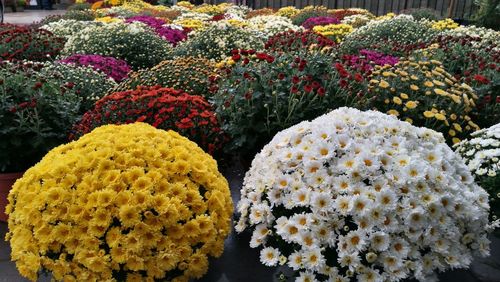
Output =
[{"x1": 0, "y1": 0, "x2": 499, "y2": 281}]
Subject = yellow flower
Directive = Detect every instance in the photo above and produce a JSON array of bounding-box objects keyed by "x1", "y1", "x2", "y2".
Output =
[
  {"x1": 387, "y1": 109, "x2": 399, "y2": 116},
  {"x1": 6, "y1": 123, "x2": 233, "y2": 281},
  {"x1": 410, "y1": 84, "x2": 419, "y2": 91},
  {"x1": 405, "y1": 118, "x2": 413, "y2": 124},
  {"x1": 434, "y1": 113, "x2": 446, "y2": 121},
  {"x1": 434, "y1": 88, "x2": 449, "y2": 96},
  {"x1": 423, "y1": 111, "x2": 435, "y2": 118},
  {"x1": 405, "y1": 101, "x2": 418, "y2": 109},
  {"x1": 424, "y1": 81, "x2": 434, "y2": 87},
  {"x1": 452, "y1": 137, "x2": 461, "y2": 144},
  {"x1": 400, "y1": 93, "x2": 409, "y2": 99},
  {"x1": 379, "y1": 80, "x2": 390, "y2": 88},
  {"x1": 393, "y1": 97, "x2": 402, "y2": 105}
]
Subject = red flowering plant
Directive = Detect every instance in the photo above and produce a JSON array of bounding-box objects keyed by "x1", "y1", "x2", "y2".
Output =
[
  {"x1": 212, "y1": 49, "x2": 354, "y2": 155},
  {"x1": 0, "y1": 24, "x2": 65, "y2": 62},
  {"x1": 413, "y1": 35, "x2": 500, "y2": 128},
  {"x1": 0, "y1": 61, "x2": 81, "y2": 172},
  {"x1": 71, "y1": 86, "x2": 225, "y2": 155},
  {"x1": 264, "y1": 30, "x2": 336, "y2": 54}
]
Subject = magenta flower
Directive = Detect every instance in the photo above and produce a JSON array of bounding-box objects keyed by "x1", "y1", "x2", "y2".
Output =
[
  {"x1": 302, "y1": 16, "x2": 340, "y2": 30},
  {"x1": 59, "y1": 54, "x2": 131, "y2": 82},
  {"x1": 125, "y1": 15, "x2": 188, "y2": 46}
]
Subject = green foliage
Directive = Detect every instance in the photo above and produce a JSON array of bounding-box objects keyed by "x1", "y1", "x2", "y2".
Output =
[
  {"x1": 473, "y1": 0, "x2": 500, "y2": 30},
  {"x1": 213, "y1": 50, "x2": 349, "y2": 154},
  {"x1": 0, "y1": 61, "x2": 81, "y2": 172}
]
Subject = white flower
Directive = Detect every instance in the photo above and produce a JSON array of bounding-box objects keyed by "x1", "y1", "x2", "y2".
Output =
[
  {"x1": 288, "y1": 250, "x2": 304, "y2": 270},
  {"x1": 295, "y1": 271, "x2": 318, "y2": 282},
  {"x1": 238, "y1": 107, "x2": 492, "y2": 281},
  {"x1": 302, "y1": 248, "x2": 325, "y2": 271},
  {"x1": 260, "y1": 247, "x2": 280, "y2": 266}
]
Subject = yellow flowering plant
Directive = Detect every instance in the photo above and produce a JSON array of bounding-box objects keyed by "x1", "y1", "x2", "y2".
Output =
[
  {"x1": 173, "y1": 18, "x2": 206, "y2": 30},
  {"x1": 176, "y1": 1, "x2": 194, "y2": 9},
  {"x1": 5, "y1": 123, "x2": 233, "y2": 281},
  {"x1": 361, "y1": 57, "x2": 479, "y2": 144},
  {"x1": 312, "y1": 23, "x2": 353, "y2": 43},
  {"x1": 193, "y1": 4, "x2": 224, "y2": 16},
  {"x1": 276, "y1": 6, "x2": 300, "y2": 18},
  {"x1": 431, "y1": 18, "x2": 459, "y2": 30}
]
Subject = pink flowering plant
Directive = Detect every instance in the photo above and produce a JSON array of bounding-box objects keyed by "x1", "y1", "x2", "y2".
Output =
[
  {"x1": 302, "y1": 16, "x2": 340, "y2": 30},
  {"x1": 59, "y1": 54, "x2": 131, "y2": 82},
  {"x1": 125, "y1": 15, "x2": 188, "y2": 46}
]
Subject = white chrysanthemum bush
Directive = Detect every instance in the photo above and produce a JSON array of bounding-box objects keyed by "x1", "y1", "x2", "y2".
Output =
[
  {"x1": 236, "y1": 108, "x2": 492, "y2": 282},
  {"x1": 455, "y1": 123, "x2": 500, "y2": 218}
]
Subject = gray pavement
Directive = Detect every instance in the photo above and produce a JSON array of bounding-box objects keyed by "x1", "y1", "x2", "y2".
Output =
[{"x1": 4, "y1": 10, "x2": 66, "y2": 25}]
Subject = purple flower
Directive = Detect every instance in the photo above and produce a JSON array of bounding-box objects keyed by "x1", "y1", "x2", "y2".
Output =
[
  {"x1": 302, "y1": 16, "x2": 340, "y2": 30},
  {"x1": 343, "y1": 49, "x2": 399, "y2": 73},
  {"x1": 59, "y1": 54, "x2": 131, "y2": 82},
  {"x1": 125, "y1": 15, "x2": 188, "y2": 46}
]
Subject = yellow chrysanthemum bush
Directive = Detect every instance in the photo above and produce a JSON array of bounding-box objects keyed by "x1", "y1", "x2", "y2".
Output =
[
  {"x1": 312, "y1": 23, "x2": 353, "y2": 43},
  {"x1": 5, "y1": 123, "x2": 233, "y2": 282},
  {"x1": 431, "y1": 18, "x2": 459, "y2": 30},
  {"x1": 360, "y1": 57, "x2": 480, "y2": 144}
]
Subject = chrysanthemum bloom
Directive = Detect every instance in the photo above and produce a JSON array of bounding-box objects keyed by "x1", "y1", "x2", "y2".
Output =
[
  {"x1": 6, "y1": 123, "x2": 233, "y2": 281},
  {"x1": 237, "y1": 107, "x2": 492, "y2": 282}
]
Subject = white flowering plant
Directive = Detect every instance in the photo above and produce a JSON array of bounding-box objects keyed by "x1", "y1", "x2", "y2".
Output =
[
  {"x1": 236, "y1": 107, "x2": 492, "y2": 282},
  {"x1": 340, "y1": 15, "x2": 438, "y2": 56},
  {"x1": 247, "y1": 15, "x2": 303, "y2": 40},
  {"x1": 41, "y1": 19, "x2": 103, "y2": 39},
  {"x1": 61, "y1": 22, "x2": 171, "y2": 70},
  {"x1": 171, "y1": 22, "x2": 263, "y2": 61},
  {"x1": 455, "y1": 123, "x2": 500, "y2": 218},
  {"x1": 41, "y1": 62, "x2": 117, "y2": 112}
]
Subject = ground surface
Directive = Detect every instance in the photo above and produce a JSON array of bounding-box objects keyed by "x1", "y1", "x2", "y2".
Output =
[{"x1": 4, "y1": 10, "x2": 66, "y2": 25}]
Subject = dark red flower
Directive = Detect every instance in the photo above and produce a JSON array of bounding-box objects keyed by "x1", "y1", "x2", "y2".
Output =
[{"x1": 473, "y1": 74, "x2": 490, "y2": 85}]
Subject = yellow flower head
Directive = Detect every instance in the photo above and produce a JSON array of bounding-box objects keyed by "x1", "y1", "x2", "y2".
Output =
[{"x1": 6, "y1": 123, "x2": 233, "y2": 281}]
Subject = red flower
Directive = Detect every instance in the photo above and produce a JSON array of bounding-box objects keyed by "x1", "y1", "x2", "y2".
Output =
[
  {"x1": 278, "y1": 73, "x2": 285, "y2": 80},
  {"x1": 232, "y1": 54, "x2": 241, "y2": 61},
  {"x1": 317, "y1": 87, "x2": 326, "y2": 96},
  {"x1": 292, "y1": 76, "x2": 300, "y2": 84},
  {"x1": 304, "y1": 84, "x2": 313, "y2": 93},
  {"x1": 473, "y1": 74, "x2": 490, "y2": 85}
]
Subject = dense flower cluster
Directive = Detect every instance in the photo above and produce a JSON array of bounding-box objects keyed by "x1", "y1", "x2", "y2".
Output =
[
  {"x1": 124, "y1": 15, "x2": 188, "y2": 46},
  {"x1": 247, "y1": 15, "x2": 303, "y2": 39},
  {"x1": 41, "y1": 62, "x2": 117, "y2": 111},
  {"x1": 328, "y1": 8, "x2": 374, "y2": 20},
  {"x1": 455, "y1": 123, "x2": 500, "y2": 217},
  {"x1": 340, "y1": 15, "x2": 438, "y2": 55},
  {"x1": 172, "y1": 22, "x2": 263, "y2": 61},
  {"x1": 72, "y1": 86, "x2": 224, "y2": 154},
  {"x1": 414, "y1": 35, "x2": 500, "y2": 128},
  {"x1": 0, "y1": 61, "x2": 81, "y2": 172},
  {"x1": 114, "y1": 57, "x2": 215, "y2": 97},
  {"x1": 41, "y1": 20, "x2": 102, "y2": 39},
  {"x1": 59, "y1": 54, "x2": 131, "y2": 82},
  {"x1": 6, "y1": 123, "x2": 233, "y2": 281},
  {"x1": 0, "y1": 24, "x2": 65, "y2": 62},
  {"x1": 237, "y1": 107, "x2": 491, "y2": 282},
  {"x1": 340, "y1": 14, "x2": 372, "y2": 28},
  {"x1": 431, "y1": 18, "x2": 459, "y2": 30},
  {"x1": 341, "y1": 49, "x2": 399, "y2": 73},
  {"x1": 62, "y1": 22, "x2": 171, "y2": 70},
  {"x1": 276, "y1": 6, "x2": 300, "y2": 18},
  {"x1": 363, "y1": 58, "x2": 479, "y2": 144},
  {"x1": 312, "y1": 23, "x2": 353, "y2": 43},
  {"x1": 212, "y1": 50, "x2": 350, "y2": 154},
  {"x1": 291, "y1": 6, "x2": 329, "y2": 26},
  {"x1": 264, "y1": 30, "x2": 335, "y2": 53},
  {"x1": 301, "y1": 16, "x2": 340, "y2": 30}
]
